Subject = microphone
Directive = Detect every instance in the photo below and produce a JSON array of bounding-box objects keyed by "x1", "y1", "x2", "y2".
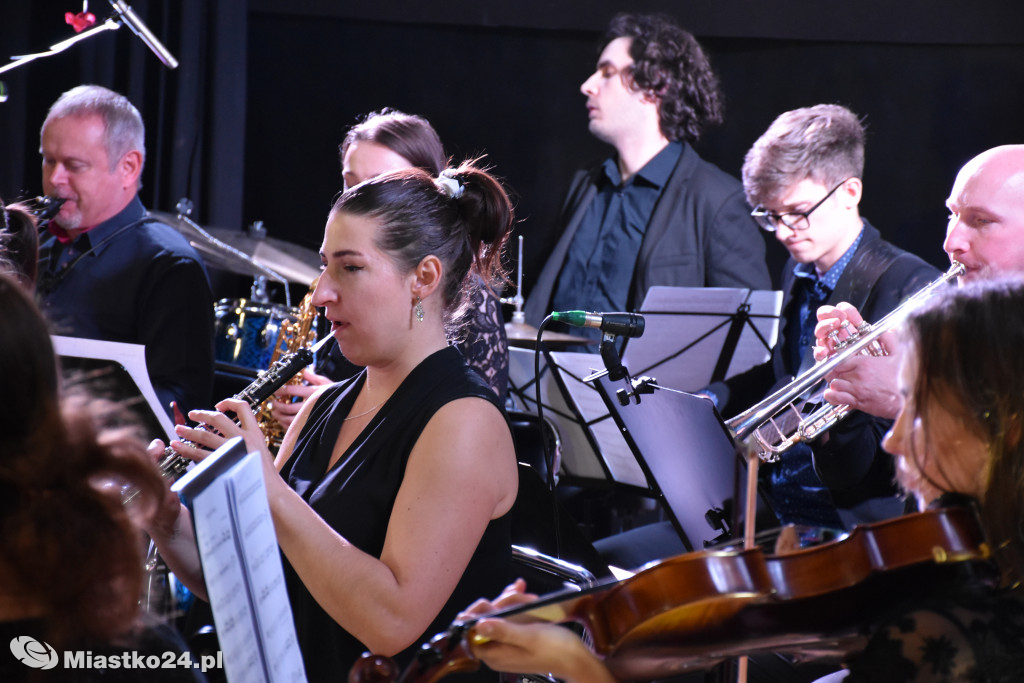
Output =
[
  {"x1": 550, "y1": 310, "x2": 645, "y2": 338},
  {"x1": 108, "y1": 0, "x2": 179, "y2": 69}
]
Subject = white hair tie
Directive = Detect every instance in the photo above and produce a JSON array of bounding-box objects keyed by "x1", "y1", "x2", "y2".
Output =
[{"x1": 435, "y1": 169, "x2": 465, "y2": 199}]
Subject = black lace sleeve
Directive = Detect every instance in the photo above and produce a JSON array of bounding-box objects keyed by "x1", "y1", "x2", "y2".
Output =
[
  {"x1": 844, "y1": 591, "x2": 1024, "y2": 683},
  {"x1": 458, "y1": 280, "x2": 509, "y2": 403}
]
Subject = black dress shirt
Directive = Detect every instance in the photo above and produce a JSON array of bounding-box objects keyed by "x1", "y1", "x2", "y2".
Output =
[
  {"x1": 551, "y1": 142, "x2": 683, "y2": 331},
  {"x1": 38, "y1": 196, "x2": 215, "y2": 417}
]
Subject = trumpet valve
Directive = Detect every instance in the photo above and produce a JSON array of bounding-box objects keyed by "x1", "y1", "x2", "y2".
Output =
[{"x1": 831, "y1": 320, "x2": 857, "y2": 350}]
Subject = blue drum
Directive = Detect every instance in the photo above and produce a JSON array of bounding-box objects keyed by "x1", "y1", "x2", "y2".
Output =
[{"x1": 213, "y1": 298, "x2": 298, "y2": 370}]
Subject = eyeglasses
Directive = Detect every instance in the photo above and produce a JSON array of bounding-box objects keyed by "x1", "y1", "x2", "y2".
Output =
[{"x1": 750, "y1": 178, "x2": 851, "y2": 232}]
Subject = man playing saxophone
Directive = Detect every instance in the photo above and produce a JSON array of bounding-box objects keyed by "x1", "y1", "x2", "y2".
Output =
[
  {"x1": 705, "y1": 105, "x2": 939, "y2": 533},
  {"x1": 813, "y1": 145, "x2": 1024, "y2": 422}
]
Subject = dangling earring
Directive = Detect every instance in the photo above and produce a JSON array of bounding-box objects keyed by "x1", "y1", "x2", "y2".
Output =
[{"x1": 414, "y1": 296, "x2": 424, "y2": 323}]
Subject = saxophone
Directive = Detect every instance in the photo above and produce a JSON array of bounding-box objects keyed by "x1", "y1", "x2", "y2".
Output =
[{"x1": 255, "y1": 278, "x2": 320, "y2": 450}]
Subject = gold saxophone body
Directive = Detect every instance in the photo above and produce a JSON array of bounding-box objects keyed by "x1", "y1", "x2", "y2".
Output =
[{"x1": 255, "y1": 277, "x2": 320, "y2": 450}]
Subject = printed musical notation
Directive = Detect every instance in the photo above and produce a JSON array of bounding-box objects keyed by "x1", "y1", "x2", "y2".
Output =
[{"x1": 173, "y1": 437, "x2": 307, "y2": 683}]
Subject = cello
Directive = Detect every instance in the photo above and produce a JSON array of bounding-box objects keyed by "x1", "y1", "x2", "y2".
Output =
[{"x1": 349, "y1": 504, "x2": 997, "y2": 683}]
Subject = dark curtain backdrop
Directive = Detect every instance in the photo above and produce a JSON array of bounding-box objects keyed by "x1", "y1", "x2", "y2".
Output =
[
  {"x1": 3, "y1": 1, "x2": 1023, "y2": 298},
  {"x1": 0, "y1": 0, "x2": 246, "y2": 229}
]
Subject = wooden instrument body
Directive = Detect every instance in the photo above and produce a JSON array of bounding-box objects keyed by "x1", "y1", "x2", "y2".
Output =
[{"x1": 350, "y1": 506, "x2": 997, "y2": 683}]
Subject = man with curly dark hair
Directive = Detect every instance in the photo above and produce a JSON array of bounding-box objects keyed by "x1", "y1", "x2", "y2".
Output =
[{"x1": 525, "y1": 13, "x2": 770, "y2": 333}]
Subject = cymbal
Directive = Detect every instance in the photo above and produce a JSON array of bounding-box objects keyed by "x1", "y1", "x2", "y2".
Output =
[
  {"x1": 152, "y1": 211, "x2": 321, "y2": 285},
  {"x1": 151, "y1": 211, "x2": 275, "y2": 281},
  {"x1": 505, "y1": 321, "x2": 596, "y2": 349},
  {"x1": 205, "y1": 226, "x2": 321, "y2": 285}
]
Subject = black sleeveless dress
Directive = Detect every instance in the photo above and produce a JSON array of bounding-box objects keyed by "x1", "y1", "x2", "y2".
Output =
[{"x1": 278, "y1": 346, "x2": 513, "y2": 682}]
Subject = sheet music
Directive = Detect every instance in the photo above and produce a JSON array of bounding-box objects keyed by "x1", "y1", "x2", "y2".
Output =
[
  {"x1": 505, "y1": 288, "x2": 780, "y2": 489},
  {"x1": 623, "y1": 287, "x2": 782, "y2": 391},
  {"x1": 51, "y1": 335, "x2": 175, "y2": 441},
  {"x1": 507, "y1": 347, "x2": 649, "y2": 486},
  {"x1": 174, "y1": 438, "x2": 306, "y2": 683}
]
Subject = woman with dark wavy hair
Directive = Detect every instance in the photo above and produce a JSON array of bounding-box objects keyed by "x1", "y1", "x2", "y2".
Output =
[
  {"x1": 0, "y1": 200, "x2": 39, "y2": 288},
  {"x1": 0, "y1": 271, "x2": 201, "y2": 682}
]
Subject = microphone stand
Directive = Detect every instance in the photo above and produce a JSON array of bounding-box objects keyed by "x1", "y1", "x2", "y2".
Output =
[
  {"x1": 0, "y1": 1, "x2": 177, "y2": 92},
  {"x1": 599, "y1": 333, "x2": 627, "y2": 382},
  {"x1": 0, "y1": 19, "x2": 122, "y2": 79},
  {"x1": 598, "y1": 356, "x2": 755, "y2": 683}
]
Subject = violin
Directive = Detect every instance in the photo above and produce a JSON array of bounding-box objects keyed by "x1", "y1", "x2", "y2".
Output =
[{"x1": 349, "y1": 505, "x2": 997, "y2": 683}]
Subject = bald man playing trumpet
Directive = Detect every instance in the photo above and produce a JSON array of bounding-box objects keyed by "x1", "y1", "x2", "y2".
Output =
[{"x1": 814, "y1": 145, "x2": 1024, "y2": 423}]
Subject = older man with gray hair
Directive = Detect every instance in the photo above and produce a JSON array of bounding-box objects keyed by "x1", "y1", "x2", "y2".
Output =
[{"x1": 37, "y1": 84, "x2": 214, "y2": 418}]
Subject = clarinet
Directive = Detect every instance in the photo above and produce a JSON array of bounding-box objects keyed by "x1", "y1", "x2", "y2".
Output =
[{"x1": 123, "y1": 344, "x2": 318, "y2": 504}]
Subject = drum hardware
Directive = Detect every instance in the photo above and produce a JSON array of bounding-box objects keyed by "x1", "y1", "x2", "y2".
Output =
[
  {"x1": 214, "y1": 298, "x2": 300, "y2": 370},
  {"x1": 153, "y1": 197, "x2": 321, "y2": 293},
  {"x1": 500, "y1": 236, "x2": 594, "y2": 348},
  {"x1": 204, "y1": 218, "x2": 320, "y2": 288},
  {"x1": 500, "y1": 235, "x2": 526, "y2": 320}
]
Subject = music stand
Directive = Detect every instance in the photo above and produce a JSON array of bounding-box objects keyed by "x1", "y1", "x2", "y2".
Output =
[
  {"x1": 509, "y1": 288, "x2": 781, "y2": 490},
  {"x1": 594, "y1": 375, "x2": 776, "y2": 552},
  {"x1": 623, "y1": 287, "x2": 781, "y2": 391},
  {"x1": 52, "y1": 335, "x2": 175, "y2": 441},
  {"x1": 507, "y1": 346, "x2": 645, "y2": 487}
]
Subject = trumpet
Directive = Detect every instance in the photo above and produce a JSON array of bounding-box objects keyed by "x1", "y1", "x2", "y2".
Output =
[{"x1": 726, "y1": 261, "x2": 965, "y2": 462}]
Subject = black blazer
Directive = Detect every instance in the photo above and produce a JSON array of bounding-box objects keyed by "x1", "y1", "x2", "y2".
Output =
[
  {"x1": 709, "y1": 221, "x2": 941, "y2": 509},
  {"x1": 524, "y1": 142, "x2": 771, "y2": 325}
]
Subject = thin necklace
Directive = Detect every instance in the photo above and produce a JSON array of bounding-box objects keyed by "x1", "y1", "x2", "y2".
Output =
[{"x1": 344, "y1": 398, "x2": 386, "y2": 421}]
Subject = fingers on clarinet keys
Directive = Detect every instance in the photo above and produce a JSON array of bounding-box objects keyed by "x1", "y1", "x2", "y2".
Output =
[{"x1": 173, "y1": 426, "x2": 216, "y2": 453}]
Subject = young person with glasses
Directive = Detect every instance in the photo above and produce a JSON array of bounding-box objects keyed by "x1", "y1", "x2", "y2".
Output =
[{"x1": 704, "y1": 104, "x2": 939, "y2": 532}]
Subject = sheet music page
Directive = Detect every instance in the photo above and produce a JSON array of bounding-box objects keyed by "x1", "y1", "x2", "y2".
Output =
[
  {"x1": 179, "y1": 444, "x2": 306, "y2": 683},
  {"x1": 727, "y1": 290, "x2": 783, "y2": 378},
  {"x1": 623, "y1": 287, "x2": 782, "y2": 391},
  {"x1": 51, "y1": 335, "x2": 175, "y2": 440},
  {"x1": 506, "y1": 347, "x2": 607, "y2": 481}
]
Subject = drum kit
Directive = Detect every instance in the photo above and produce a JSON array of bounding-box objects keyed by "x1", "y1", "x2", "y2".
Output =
[{"x1": 155, "y1": 201, "x2": 323, "y2": 373}]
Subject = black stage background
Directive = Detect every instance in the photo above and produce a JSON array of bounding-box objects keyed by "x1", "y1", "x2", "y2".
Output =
[{"x1": 2, "y1": 0, "x2": 1023, "y2": 296}]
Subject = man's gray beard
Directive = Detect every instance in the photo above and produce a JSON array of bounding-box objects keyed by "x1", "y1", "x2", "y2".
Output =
[{"x1": 55, "y1": 209, "x2": 82, "y2": 231}]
